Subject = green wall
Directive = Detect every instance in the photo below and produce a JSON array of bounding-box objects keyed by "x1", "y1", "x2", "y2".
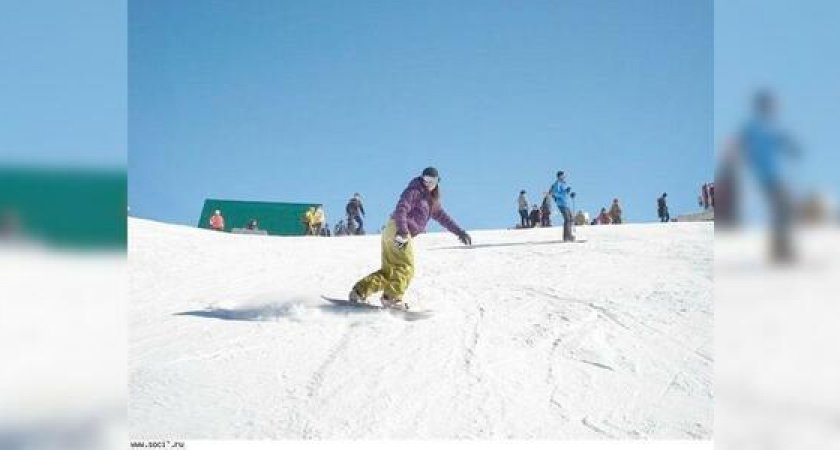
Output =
[
  {"x1": 198, "y1": 199, "x2": 321, "y2": 236},
  {"x1": 0, "y1": 167, "x2": 126, "y2": 249}
]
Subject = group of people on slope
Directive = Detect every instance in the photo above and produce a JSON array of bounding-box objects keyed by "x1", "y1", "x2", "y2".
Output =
[
  {"x1": 517, "y1": 171, "x2": 577, "y2": 241},
  {"x1": 520, "y1": 171, "x2": 639, "y2": 239},
  {"x1": 594, "y1": 199, "x2": 623, "y2": 225},
  {"x1": 517, "y1": 190, "x2": 554, "y2": 228}
]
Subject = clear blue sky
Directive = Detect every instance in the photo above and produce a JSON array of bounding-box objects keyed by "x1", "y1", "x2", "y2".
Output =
[
  {"x1": 129, "y1": 0, "x2": 712, "y2": 231},
  {"x1": 715, "y1": 0, "x2": 840, "y2": 204},
  {"x1": 0, "y1": 0, "x2": 125, "y2": 168}
]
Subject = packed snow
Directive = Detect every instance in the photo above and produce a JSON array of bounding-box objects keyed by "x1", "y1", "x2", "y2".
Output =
[
  {"x1": 0, "y1": 248, "x2": 126, "y2": 450},
  {"x1": 715, "y1": 226, "x2": 840, "y2": 449},
  {"x1": 129, "y1": 218, "x2": 712, "y2": 439}
]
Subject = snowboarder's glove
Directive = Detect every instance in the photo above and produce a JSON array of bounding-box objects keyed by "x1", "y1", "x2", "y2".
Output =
[
  {"x1": 570, "y1": 192, "x2": 576, "y2": 199},
  {"x1": 394, "y1": 234, "x2": 409, "y2": 250},
  {"x1": 457, "y1": 230, "x2": 472, "y2": 246}
]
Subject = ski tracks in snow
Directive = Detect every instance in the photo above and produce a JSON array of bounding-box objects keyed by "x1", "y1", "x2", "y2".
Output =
[{"x1": 129, "y1": 219, "x2": 712, "y2": 439}]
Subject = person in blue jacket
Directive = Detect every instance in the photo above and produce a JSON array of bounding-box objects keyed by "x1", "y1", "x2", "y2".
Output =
[
  {"x1": 550, "y1": 170, "x2": 576, "y2": 242},
  {"x1": 731, "y1": 91, "x2": 799, "y2": 262}
]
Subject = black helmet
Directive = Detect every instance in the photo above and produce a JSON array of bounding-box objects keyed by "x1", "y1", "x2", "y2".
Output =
[
  {"x1": 520, "y1": 190, "x2": 526, "y2": 194},
  {"x1": 422, "y1": 167, "x2": 439, "y2": 178},
  {"x1": 556, "y1": 170, "x2": 565, "y2": 178}
]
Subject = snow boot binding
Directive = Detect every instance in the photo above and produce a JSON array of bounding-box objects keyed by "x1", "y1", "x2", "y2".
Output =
[
  {"x1": 348, "y1": 288, "x2": 365, "y2": 304},
  {"x1": 380, "y1": 294, "x2": 410, "y2": 311}
]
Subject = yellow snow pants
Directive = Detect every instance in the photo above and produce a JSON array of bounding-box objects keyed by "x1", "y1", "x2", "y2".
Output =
[{"x1": 353, "y1": 219, "x2": 415, "y2": 299}]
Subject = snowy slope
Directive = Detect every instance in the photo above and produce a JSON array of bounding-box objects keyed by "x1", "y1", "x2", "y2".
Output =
[{"x1": 129, "y1": 218, "x2": 712, "y2": 439}]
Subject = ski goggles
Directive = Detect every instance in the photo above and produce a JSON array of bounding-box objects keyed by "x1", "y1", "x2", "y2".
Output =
[{"x1": 422, "y1": 175, "x2": 439, "y2": 188}]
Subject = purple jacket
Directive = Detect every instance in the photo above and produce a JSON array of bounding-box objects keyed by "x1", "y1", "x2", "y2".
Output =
[{"x1": 391, "y1": 177, "x2": 463, "y2": 238}]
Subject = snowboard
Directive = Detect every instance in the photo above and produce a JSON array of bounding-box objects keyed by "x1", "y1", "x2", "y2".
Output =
[{"x1": 321, "y1": 296, "x2": 434, "y2": 321}]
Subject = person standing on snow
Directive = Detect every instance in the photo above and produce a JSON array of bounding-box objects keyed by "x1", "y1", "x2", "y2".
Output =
[
  {"x1": 597, "y1": 208, "x2": 612, "y2": 225},
  {"x1": 517, "y1": 190, "x2": 530, "y2": 228},
  {"x1": 540, "y1": 192, "x2": 552, "y2": 227},
  {"x1": 550, "y1": 170, "x2": 576, "y2": 241},
  {"x1": 345, "y1": 193, "x2": 366, "y2": 235},
  {"x1": 730, "y1": 91, "x2": 799, "y2": 261},
  {"x1": 609, "y1": 198, "x2": 623, "y2": 224},
  {"x1": 349, "y1": 167, "x2": 472, "y2": 310},
  {"x1": 209, "y1": 209, "x2": 225, "y2": 231},
  {"x1": 657, "y1": 193, "x2": 670, "y2": 222},
  {"x1": 528, "y1": 204, "x2": 541, "y2": 228}
]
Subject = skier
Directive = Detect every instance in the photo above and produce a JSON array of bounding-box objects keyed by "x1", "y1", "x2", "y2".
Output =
[
  {"x1": 657, "y1": 193, "x2": 670, "y2": 222},
  {"x1": 209, "y1": 209, "x2": 225, "y2": 231},
  {"x1": 345, "y1": 193, "x2": 366, "y2": 235},
  {"x1": 609, "y1": 198, "x2": 623, "y2": 224},
  {"x1": 550, "y1": 170, "x2": 576, "y2": 241},
  {"x1": 517, "y1": 190, "x2": 529, "y2": 228},
  {"x1": 348, "y1": 167, "x2": 472, "y2": 310}
]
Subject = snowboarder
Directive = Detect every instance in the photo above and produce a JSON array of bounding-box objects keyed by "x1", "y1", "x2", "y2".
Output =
[
  {"x1": 517, "y1": 190, "x2": 529, "y2": 228},
  {"x1": 348, "y1": 167, "x2": 472, "y2": 310},
  {"x1": 550, "y1": 170, "x2": 576, "y2": 241},
  {"x1": 609, "y1": 198, "x2": 622, "y2": 224},
  {"x1": 702, "y1": 183, "x2": 710, "y2": 210},
  {"x1": 657, "y1": 193, "x2": 670, "y2": 222},
  {"x1": 345, "y1": 193, "x2": 366, "y2": 235},
  {"x1": 209, "y1": 209, "x2": 225, "y2": 231}
]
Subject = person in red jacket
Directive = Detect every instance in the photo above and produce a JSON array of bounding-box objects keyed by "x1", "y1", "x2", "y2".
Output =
[
  {"x1": 209, "y1": 210, "x2": 225, "y2": 231},
  {"x1": 349, "y1": 167, "x2": 471, "y2": 310}
]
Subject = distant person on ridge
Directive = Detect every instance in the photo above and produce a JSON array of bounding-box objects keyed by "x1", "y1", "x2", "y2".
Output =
[
  {"x1": 574, "y1": 210, "x2": 588, "y2": 226},
  {"x1": 312, "y1": 206, "x2": 325, "y2": 235},
  {"x1": 517, "y1": 190, "x2": 529, "y2": 228},
  {"x1": 540, "y1": 193, "x2": 552, "y2": 227},
  {"x1": 209, "y1": 210, "x2": 225, "y2": 231},
  {"x1": 657, "y1": 193, "x2": 670, "y2": 222},
  {"x1": 349, "y1": 167, "x2": 471, "y2": 310},
  {"x1": 334, "y1": 220, "x2": 346, "y2": 236},
  {"x1": 346, "y1": 193, "x2": 366, "y2": 235},
  {"x1": 529, "y1": 204, "x2": 541, "y2": 228},
  {"x1": 303, "y1": 207, "x2": 316, "y2": 235},
  {"x1": 550, "y1": 170, "x2": 576, "y2": 241},
  {"x1": 597, "y1": 208, "x2": 612, "y2": 225},
  {"x1": 709, "y1": 183, "x2": 715, "y2": 209},
  {"x1": 609, "y1": 198, "x2": 623, "y2": 224}
]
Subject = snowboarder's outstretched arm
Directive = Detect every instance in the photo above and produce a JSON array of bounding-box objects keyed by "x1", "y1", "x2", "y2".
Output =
[{"x1": 432, "y1": 207, "x2": 471, "y2": 245}]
